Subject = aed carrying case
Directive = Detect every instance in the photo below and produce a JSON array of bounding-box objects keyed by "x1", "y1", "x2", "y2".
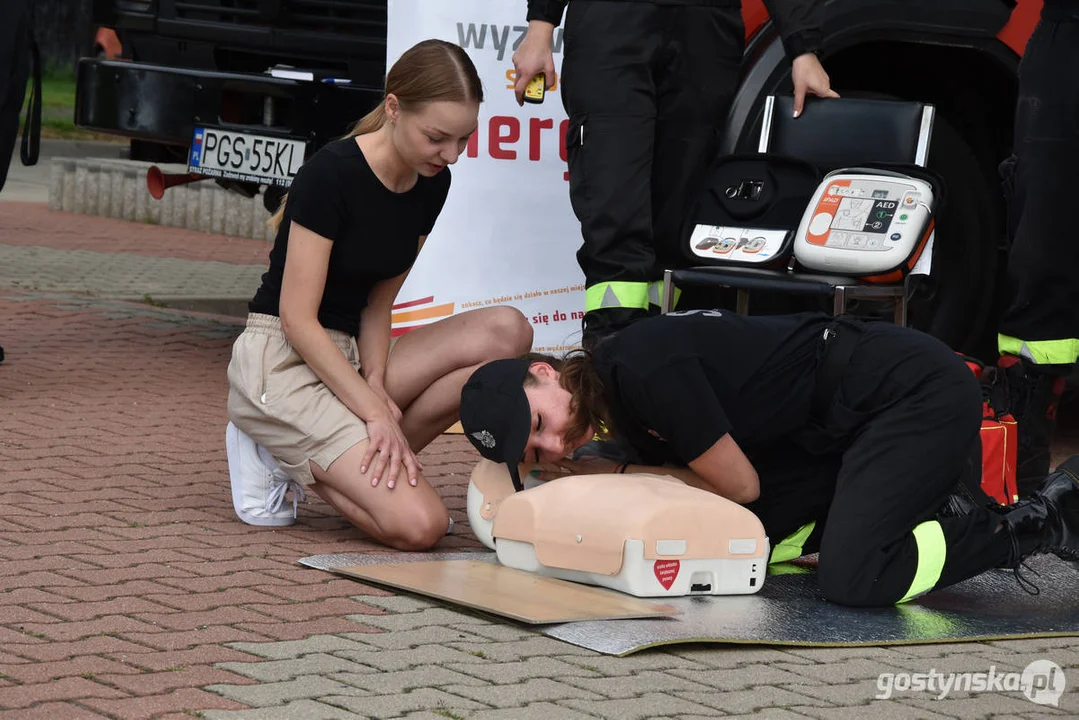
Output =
[{"x1": 681, "y1": 153, "x2": 823, "y2": 269}]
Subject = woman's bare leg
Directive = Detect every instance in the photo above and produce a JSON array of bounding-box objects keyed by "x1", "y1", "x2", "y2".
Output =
[
  {"x1": 307, "y1": 437, "x2": 449, "y2": 551},
  {"x1": 384, "y1": 306, "x2": 533, "y2": 450}
]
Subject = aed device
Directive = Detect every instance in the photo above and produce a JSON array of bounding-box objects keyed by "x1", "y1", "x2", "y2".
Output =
[
  {"x1": 466, "y1": 460, "x2": 770, "y2": 598},
  {"x1": 523, "y1": 73, "x2": 546, "y2": 104},
  {"x1": 794, "y1": 168, "x2": 936, "y2": 279}
]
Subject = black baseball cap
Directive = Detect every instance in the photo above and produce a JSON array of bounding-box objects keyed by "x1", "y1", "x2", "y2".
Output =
[{"x1": 459, "y1": 358, "x2": 533, "y2": 492}]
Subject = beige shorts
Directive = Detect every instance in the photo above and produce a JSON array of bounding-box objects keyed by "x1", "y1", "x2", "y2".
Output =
[{"x1": 227, "y1": 313, "x2": 393, "y2": 486}]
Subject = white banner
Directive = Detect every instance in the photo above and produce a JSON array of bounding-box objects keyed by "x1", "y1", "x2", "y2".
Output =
[{"x1": 387, "y1": 0, "x2": 585, "y2": 352}]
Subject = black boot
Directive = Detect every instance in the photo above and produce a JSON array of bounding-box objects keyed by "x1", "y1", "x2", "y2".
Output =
[
  {"x1": 996, "y1": 355, "x2": 1067, "y2": 498},
  {"x1": 1000, "y1": 455, "x2": 1079, "y2": 577}
]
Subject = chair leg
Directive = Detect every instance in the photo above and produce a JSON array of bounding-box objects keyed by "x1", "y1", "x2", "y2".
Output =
[
  {"x1": 894, "y1": 294, "x2": 907, "y2": 326},
  {"x1": 737, "y1": 289, "x2": 750, "y2": 315},
  {"x1": 661, "y1": 270, "x2": 675, "y2": 314},
  {"x1": 833, "y1": 287, "x2": 847, "y2": 316}
]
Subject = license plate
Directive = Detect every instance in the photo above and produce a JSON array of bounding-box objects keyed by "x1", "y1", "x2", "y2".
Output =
[{"x1": 187, "y1": 127, "x2": 306, "y2": 187}]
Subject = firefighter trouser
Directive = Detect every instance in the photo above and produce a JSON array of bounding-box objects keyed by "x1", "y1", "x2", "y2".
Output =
[
  {"x1": 771, "y1": 321, "x2": 1013, "y2": 607},
  {"x1": 560, "y1": 1, "x2": 743, "y2": 327},
  {"x1": 997, "y1": 4, "x2": 1079, "y2": 367},
  {"x1": 0, "y1": 0, "x2": 31, "y2": 193}
]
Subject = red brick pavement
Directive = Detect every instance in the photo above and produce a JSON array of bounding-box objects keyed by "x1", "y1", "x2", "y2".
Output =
[{"x1": 0, "y1": 288, "x2": 484, "y2": 719}]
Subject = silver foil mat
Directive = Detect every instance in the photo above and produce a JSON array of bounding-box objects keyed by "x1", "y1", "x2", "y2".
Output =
[{"x1": 298, "y1": 552, "x2": 1079, "y2": 656}]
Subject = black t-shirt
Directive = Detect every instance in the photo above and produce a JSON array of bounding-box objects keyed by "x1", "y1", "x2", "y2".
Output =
[
  {"x1": 249, "y1": 137, "x2": 452, "y2": 336},
  {"x1": 591, "y1": 309, "x2": 833, "y2": 467}
]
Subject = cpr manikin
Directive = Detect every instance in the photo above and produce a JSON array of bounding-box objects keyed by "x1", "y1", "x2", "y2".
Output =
[{"x1": 466, "y1": 460, "x2": 770, "y2": 598}]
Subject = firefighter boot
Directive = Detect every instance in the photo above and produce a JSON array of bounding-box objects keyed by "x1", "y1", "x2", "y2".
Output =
[
  {"x1": 1000, "y1": 454, "x2": 1079, "y2": 569},
  {"x1": 997, "y1": 354, "x2": 1067, "y2": 498}
]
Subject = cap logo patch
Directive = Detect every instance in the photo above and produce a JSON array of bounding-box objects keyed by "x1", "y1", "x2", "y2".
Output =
[{"x1": 471, "y1": 430, "x2": 496, "y2": 449}]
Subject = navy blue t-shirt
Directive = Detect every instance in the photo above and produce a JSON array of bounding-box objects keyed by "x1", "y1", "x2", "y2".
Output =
[{"x1": 249, "y1": 137, "x2": 452, "y2": 336}]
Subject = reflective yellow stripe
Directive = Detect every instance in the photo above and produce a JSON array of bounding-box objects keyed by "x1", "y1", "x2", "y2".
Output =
[
  {"x1": 584, "y1": 282, "x2": 651, "y2": 313},
  {"x1": 768, "y1": 522, "x2": 815, "y2": 564},
  {"x1": 998, "y1": 335, "x2": 1079, "y2": 365},
  {"x1": 898, "y1": 520, "x2": 947, "y2": 603},
  {"x1": 647, "y1": 280, "x2": 681, "y2": 309}
]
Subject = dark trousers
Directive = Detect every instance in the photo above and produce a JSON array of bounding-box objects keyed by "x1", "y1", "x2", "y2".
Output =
[
  {"x1": 997, "y1": 3, "x2": 1079, "y2": 364},
  {"x1": 560, "y1": 1, "x2": 743, "y2": 322},
  {"x1": 767, "y1": 323, "x2": 1013, "y2": 607},
  {"x1": 0, "y1": 0, "x2": 32, "y2": 193}
]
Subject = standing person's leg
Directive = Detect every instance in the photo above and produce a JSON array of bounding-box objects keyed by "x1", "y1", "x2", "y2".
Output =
[
  {"x1": 649, "y1": 4, "x2": 744, "y2": 296},
  {"x1": 995, "y1": 10, "x2": 1079, "y2": 495},
  {"x1": 561, "y1": 1, "x2": 662, "y2": 350},
  {"x1": 0, "y1": 0, "x2": 30, "y2": 194},
  {"x1": 812, "y1": 324, "x2": 1079, "y2": 607}
]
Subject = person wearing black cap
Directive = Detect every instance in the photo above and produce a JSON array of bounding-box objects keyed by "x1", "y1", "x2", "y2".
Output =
[{"x1": 459, "y1": 309, "x2": 1079, "y2": 607}]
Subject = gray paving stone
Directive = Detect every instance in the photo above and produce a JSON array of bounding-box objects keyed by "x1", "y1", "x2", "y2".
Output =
[
  {"x1": 446, "y1": 637, "x2": 599, "y2": 662},
  {"x1": 335, "y1": 644, "x2": 490, "y2": 672},
  {"x1": 356, "y1": 594, "x2": 439, "y2": 613},
  {"x1": 442, "y1": 677, "x2": 605, "y2": 706},
  {"x1": 442, "y1": 656, "x2": 601, "y2": 685},
  {"x1": 202, "y1": 699, "x2": 360, "y2": 719},
  {"x1": 561, "y1": 669, "x2": 716, "y2": 698},
  {"x1": 225, "y1": 635, "x2": 372, "y2": 660},
  {"x1": 984, "y1": 638, "x2": 1079, "y2": 654},
  {"x1": 447, "y1": 621, "x2": 539, "y2": 643},
  {"x1": 676, "y1": 686, "x2": 833, "y2": 714},
  {"x1": 356, "y1": 625, "x2": 493, "y2": 650},
  {"x1": 356, "y1": 607, "x2": 494, "y2": 631},
  {"x1": 677, "y1": 711, "x2": 815, "y2": 720},
  {"x1": 783, "y1": 680, "x2": 889, "y2": 706},
  {"x1": 789, "y1": 701, "x2": 955, "y2": 719},
  {"x1": 667, "y1": 663, "x2": 824, "y2": 691},
  {"x1": 331, "y1": 666, "x2": 490, "y2": 694},
  {"x1": 899, "y1": 692, "x2": 1072, "y2": 717},
  {"x1": 465, "y1": 702, "x2": 603, "y2": 720},
  {"x1": 551, "y1": 651, "x2": 712, "y2": 677},
  {"x1": 0, "y1": 244, "x2": 265, "y2": 299},
  {"x1": 560, "y1": 692, "x2": 724, "y2": 719},
  {"x1": 322, "y1": 688, "x2": 488, "y2": 717},
  {"x1": 781, "y1": 646, "x2": 914, "y2": 663},
  {"x1": 216, "y1": 652, "x2": 374, "y2": 682},
  {"x1": 205, "y1": 674, "x2": 369, "y2": 707},
  {"x1": 667, "y1": 646, "x2": 818, "y2": 669},
  {"x1": 392, "y1": 712, "x2": 465, "y2": 720},
  {"x1": 768, "y1": 657, "x2": 912, "y2": 685}
]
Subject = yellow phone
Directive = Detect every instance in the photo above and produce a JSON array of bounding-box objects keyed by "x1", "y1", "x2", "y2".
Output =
[{"x1": 523, "y1": 73, "x2": 546, "y2": 104}]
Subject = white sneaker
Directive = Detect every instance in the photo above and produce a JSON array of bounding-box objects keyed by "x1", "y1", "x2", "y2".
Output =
[{"x1": 225, "y1": 421, "x2": 307, "y2": 526}]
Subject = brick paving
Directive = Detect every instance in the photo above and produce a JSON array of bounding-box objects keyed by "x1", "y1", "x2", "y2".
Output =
[{"x1": 2, "y1": 201, "x2": 1079, "y2": 718}]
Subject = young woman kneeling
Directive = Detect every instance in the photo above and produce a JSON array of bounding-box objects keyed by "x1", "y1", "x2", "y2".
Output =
[{"x1": 225, "y1": 39, "x2": 533, "y2": 550}]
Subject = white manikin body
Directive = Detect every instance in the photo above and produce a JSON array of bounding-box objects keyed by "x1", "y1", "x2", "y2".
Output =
[{"x1": 466, "y1": 460, "x2": 770, "y2": 598}]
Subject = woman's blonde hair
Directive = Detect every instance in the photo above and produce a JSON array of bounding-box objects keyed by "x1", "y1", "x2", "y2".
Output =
[{"x1": 267, "y1": 38, "x2": 483, "y2": 232}]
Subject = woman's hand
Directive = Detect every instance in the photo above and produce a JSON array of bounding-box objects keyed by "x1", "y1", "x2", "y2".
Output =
[
  {"x1": 361, "y1": 412, "x2": 422, "y2": 489},
  {"x1": 791, "y1": 52, "x2": 840, "y2": 117},
  {"x1": 512, "y1": 21, "x2": 557, "y2": 106}
]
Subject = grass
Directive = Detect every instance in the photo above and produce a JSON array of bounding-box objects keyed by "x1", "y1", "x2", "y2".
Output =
[{"x1": 18, "y1": 68, "x2": 126, "y2": 142}]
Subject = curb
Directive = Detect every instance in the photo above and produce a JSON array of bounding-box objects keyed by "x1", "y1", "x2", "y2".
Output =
[{"x1": 48, "y1": 156, "x2": 275, "y2": 241}]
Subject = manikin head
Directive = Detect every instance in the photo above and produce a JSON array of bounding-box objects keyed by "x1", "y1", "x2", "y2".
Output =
[
  {"x1": 364, "y1": 39, "x2": 483, "y2": 177},
  {"x1": 459, "y1": 356, "x2": 596, "y2": 491}
]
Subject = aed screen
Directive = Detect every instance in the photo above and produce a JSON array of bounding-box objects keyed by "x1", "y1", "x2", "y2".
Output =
[{"x1": 831, "y1": 197, "x2": 899, "y2": 234}]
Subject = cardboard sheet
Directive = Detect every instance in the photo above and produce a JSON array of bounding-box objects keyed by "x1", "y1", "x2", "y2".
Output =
[
  {"x1": 321, "y1": 554, "x2": 679, "y2": 624},
  {"x1": 300, "y1": 552, "x2": 1079, "y2": 656}
]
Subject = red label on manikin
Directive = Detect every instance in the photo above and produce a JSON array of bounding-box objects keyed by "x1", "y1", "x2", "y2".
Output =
[{"x1": 654, "y1": 560, "x2": 680, "y2": 590}]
